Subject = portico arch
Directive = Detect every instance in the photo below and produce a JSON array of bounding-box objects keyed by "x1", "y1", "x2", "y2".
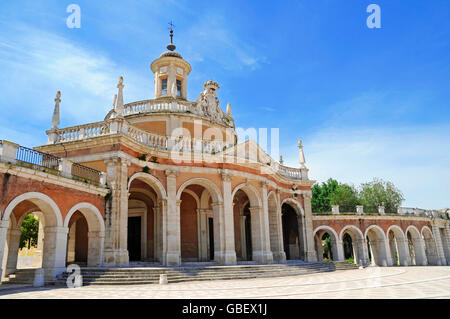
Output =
[
  {"x1": 64, "y1": 203, "x2": 105, "y2": 267},
  {"x1": 232, "y1": 182, "x2": 271, "y2": 263},
  {"x1": 281, "y1": 200, "x2": 305, "y2": 261},
  {"x1": 1, "y1": 192, "x2": 66, "y2": 282},
  {"x1": 177, "y1": 178, "x2": 223, "y2": 263},
  {"x1": 340, "y1": 225, "x2": 368, "y2": 265},
  {"x1": 364, "y1": 225, "x2": 389, "y2": 266},
  {"x1": 313, "y1": 226, "x2": 343, "y2": 261},
  {"x1": 387, "y1": 225, "x2": 410, "y2": 266},
  {"x1": 406, "y1": 225, "x2": 427, "y2": 266}
]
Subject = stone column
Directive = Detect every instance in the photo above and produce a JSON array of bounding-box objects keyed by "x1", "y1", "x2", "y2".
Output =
[
  {"x1": 396, "y1": 238, "x2": 411, "y2": 266},
  {"x1": 197, "y1": 209, "x2": 209, "y2": 261},
  {"x1": 42, "y1": 226, "x2": 68, "y2": 282},
  {"x1": 440, "y1": 226, "x2": 450, "y2": 265},
  {"x1": 432, "y1": 225, "x2": 448, "y2": 266},
  {"x1": 218, "y1": 171, "x2": 237, "y2": 265},
  {"x1": 249, "y1": 206, "x2": 265, "y2": 263},
  {"x1": 67, "y1": 223, "x2": 76, "y2": 263},
  {"x1": 165, "y1": 170, "x2": 181, "y2": 266},
  {"x1": 103, "y1": 157, "x2": 130, "y2": 267},
  {"x1": 414, "y1": 237, "x2": 428, "y2": 266},
  {"x1": 260, "y1": 181, "x2": 273, "y2": 264},
  {"x1": 271, "y1": 189, "x2": 286, "y2": 262},
  {"x1": 5, "y1": 228, "x2": 21, "y2": 276},
  {"x1": 356, "y1": 238, "x2": 370, "y2": 266},
  {"x1": 302, "y1": 192, "x2": 317, "y2": 262},
  {"x1": 240, "y1": 215, "x2": 247, "y2": 260},
  {"x1": 0, "y1": 220, "x2": 10, "y2": 283},
  {"x1": 333, "y1": 239, "x2": 345, "y2": 261},
  {"x1": 87, "y1": 231, "x2": 104, "y2": 267}
]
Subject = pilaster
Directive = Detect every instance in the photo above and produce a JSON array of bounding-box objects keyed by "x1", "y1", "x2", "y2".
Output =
[{"x1": 302, "y1": 192, "x2": 317, "y2": 262}]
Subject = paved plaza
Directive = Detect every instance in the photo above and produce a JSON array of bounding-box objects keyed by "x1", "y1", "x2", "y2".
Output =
[{"x1": 0, "y1": 266, "x2": 449, "y2": 299}]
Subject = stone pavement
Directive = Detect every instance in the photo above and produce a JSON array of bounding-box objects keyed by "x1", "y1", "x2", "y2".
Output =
[{"x1": 0, "y1": 266, "x2": 449, "y2": 299}]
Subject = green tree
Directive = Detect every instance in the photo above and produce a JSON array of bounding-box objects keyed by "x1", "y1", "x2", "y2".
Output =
[
  {"x1": 330, "y1": 183, "x2": 360, "y2": 210},
  {"x1": 311, "y1": 178, "x2": 339, "y2": 212},
  {"x1": 19, "y1": 214, "x2": 39, "y2": 249},
  {"x1": 358, "y1": 178, "x2": 404, "y2": 212}
]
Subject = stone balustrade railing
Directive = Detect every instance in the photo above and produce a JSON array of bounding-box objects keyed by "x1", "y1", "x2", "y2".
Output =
[
  {"x1": 314, "y1": 204, "x2": 450, "y2": 220},
  {"x1": 0, "y1": 140, "x2": 106, "y2": 187},
  {"x1": 123, "y1": 99, "x2": 199, "y2": 117},
  {"x1": 275, "y1": 163, "x2": 304, "y2": 180}
]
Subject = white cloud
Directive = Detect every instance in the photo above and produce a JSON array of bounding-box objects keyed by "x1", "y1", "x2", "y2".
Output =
[
  {"x1": 282, "y1": 125, "x2": 450, "y2": 209},
  {"x1": 0, "y1": 24, "x2": 152, "y2": 146}
]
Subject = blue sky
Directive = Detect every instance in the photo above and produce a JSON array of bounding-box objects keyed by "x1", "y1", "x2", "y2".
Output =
[{"x1": 0, "y1": 0, "x2": 449, "y2": 208}]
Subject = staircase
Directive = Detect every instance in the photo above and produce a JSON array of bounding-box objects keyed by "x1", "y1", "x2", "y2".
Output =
[
  {"x1": 2, "y1": 269, "x2": 36, "y2": 285},
  {"x1": 2, "y1": 261, "x2": 359, "y2": 286},
  {"x1": 54, "y1": 261, "x2": 358, "y2": 286}
]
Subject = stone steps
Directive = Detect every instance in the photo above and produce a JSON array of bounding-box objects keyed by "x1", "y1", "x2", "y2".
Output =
[{"x1": 3, "y1": 261, "x2": 359, "y2": 286}]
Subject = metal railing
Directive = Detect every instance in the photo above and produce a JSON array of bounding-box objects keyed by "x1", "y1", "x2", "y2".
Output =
[{"x1": 16, "y1": 145, "x2": 60, "y2": 170}]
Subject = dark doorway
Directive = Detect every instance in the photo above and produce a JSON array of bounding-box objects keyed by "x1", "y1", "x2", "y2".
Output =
[
  {"x1": 208, "y1": 218, "x2": 214, "y2": 261},
  {"x1": 244, "y1": 208, "x2": 252, "y2": 261},
  {"x1": 128, "y1": 216, "x2": 141, "y2": 261},
  {"x1": 282, "y1": 203, "x2": 300, "y2": 260},
  {"x1": 343, "y1": 233, "x2": 354, "y2": 260}
]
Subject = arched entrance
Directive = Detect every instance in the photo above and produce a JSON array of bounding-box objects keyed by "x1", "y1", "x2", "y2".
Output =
[
  {"x1": 281, "y1": 202, "x2": 304, "y2": 260},
  {"x1": 127, "y1": 172, "x2": 166, "y2": 263},
  {"x1": 64, "y1": 203, "x2": 105, "y2": 267},
  {"x1": 177, "y1": 178, "x2": 224, "y2": 263},
  {"x1": 365, "y1": 225, "x2": 388, "y2": 266},
  {"x1": 406, "y1": 226, "x2": 427, "y2": 266},
  {"x1": 232, "y1": 183, "x2": 271, "y2": 263},
  {"x1": 1, "y1": 192, "x2": 66, "y2": 282},
  {"x1": 313, "y1": 226, "x2": 342, "y2": 262},
  {"x1": 340, "y1": 226, "x2": 367, "y2": 265},
  {"x1": 387, "y1": 226, "x2": 410, "y2": 266}
]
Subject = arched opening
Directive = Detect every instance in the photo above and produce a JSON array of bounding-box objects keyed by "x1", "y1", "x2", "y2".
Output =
[
  {"x1": 233, "y1": 191, "x2": 252, "y2": 261},
  {"x1": 313, "y1": 226, "x2": 341, "y2": 262},
  {"x1": 128, "y1": 178, "x2": 159, "y2": 263},
  {"x1": 281, "y1": 203, "x2": 303, "y2": 260},
  {"x1": 232, "y1": 183, "x2": 269, "y2": 263},
  {"x1": 340, "y1": 226, "x2": 366, "y2": 265},
  {"x1": 365, "y1": 226, "x2": 388, "y2": 266},
  {"x1": 422, "y1": 227, "x2": 439, "y2": 265},
  {"x1": 176, "y1": 178, "x2": 223, "y2": 264},
  {"x1": 66, "y1": 212, "x2": 88, "y2": 266},
  {"x1": 1, "y1": 192, "x2": 65, "y2": 282},
  {"x1": 405, "y1": 226, "x2": 427, "y2": 266},
  {"x1": 387, "y1": 226, "x2": 409, "y2": 266},
  {"x1": 343, "y1": 233, "x2": 354, "y2": 262}
]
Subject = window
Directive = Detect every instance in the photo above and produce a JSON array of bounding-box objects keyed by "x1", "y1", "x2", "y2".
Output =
[
  {"x1": 176, "y1": 79, "x2": 182, "y2": 97},
  {"x1": 161, "y1": 78, "x2": 167, "y2": 95}
]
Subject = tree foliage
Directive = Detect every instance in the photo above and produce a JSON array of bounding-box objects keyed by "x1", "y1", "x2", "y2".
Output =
[
  {"x1": 19, "y1": 214, "x2": 39, "y2": 249},
  {"x1": 311, "y1": 178, "x2": 338, "y2": 213},
  {"x1": 312, "y1": 177, "x2": 404, "y2": 213},
  {"x1": 359, "y1": 178, "x2": 404, "y2": 212}
]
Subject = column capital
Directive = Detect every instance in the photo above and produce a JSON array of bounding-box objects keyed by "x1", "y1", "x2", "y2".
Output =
[
  {"x1": 165, "y1": 169, "x2": 178, "y2": 177},
  {"x1": 260, "y1": 180, "x2": 269, "y2": 188},
  {"x1": 302, "y1": 191, "x2": 312, "y2": 199},
  {"x1": 249, "y1": 206, "x2": 263, "y2": 213},
  {"x1": 176, "y1": 200, "x2": 182, "y2": 206},
  {"x1": 220, "y1": 170, "x2": 233, "y2": 182},
  {"x1": 211, "y1": 201, "x2": 223, "y2": 208}
]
